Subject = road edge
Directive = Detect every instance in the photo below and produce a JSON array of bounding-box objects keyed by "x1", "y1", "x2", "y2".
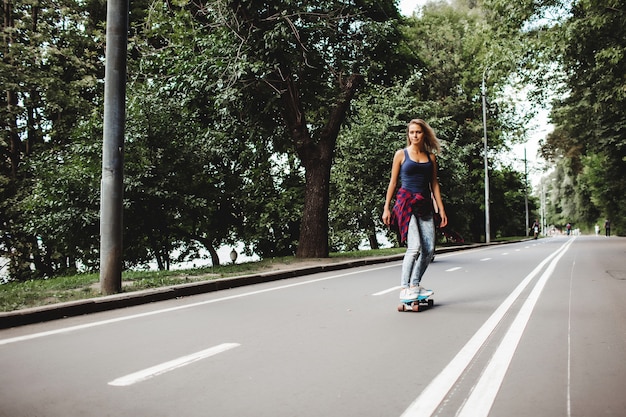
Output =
[{"x1": 0, "y1": 242, "x2": 513, "y2": 328}]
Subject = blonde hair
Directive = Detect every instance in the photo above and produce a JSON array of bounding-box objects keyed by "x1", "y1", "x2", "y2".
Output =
[{"x1": 406, "y1": 119, "x2": 441, "y2": 153}]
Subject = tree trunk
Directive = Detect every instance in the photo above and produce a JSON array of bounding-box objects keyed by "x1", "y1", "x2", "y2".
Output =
[
  {"x1": 280, "y1": 74, "x2": 364, "y2": 258},
  {"x1": 186, "y1": 233, "x2": 221, "y2": 267},
  {"x1": 206, "y1": 244, "x2": 220, "y2": 267},
  {"x1": 296, "y1": 150, "x2": 332, "y2": 258},
  {"x1": 368, "y1": 234, "x2": 380, "y2": 250}
]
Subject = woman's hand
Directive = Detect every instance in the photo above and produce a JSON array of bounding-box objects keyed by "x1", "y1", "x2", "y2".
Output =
[
  {"x1": 382, "y1": 207, "x2": 392, "y2": 226},
  {"x1": 439, "y1": 210, "x2": 448, "y2": 228}
]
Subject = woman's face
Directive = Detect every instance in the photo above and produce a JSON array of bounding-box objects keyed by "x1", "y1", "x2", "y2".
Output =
[{"x1": 408, "y1": 123, "x2": 424, "y2": 146}]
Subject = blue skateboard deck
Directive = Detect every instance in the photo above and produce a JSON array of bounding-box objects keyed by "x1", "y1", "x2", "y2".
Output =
[{"x1": 398, "y1": 293, "x2": 434, "y2": 312}]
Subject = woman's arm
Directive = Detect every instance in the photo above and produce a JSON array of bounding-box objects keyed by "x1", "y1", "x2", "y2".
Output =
[
  {"x1": 382, "y1": 149, "x2": 403, "y2": 226},
  {"x1": 430, "y1": 154, "x2": 448, "y2": 228}
]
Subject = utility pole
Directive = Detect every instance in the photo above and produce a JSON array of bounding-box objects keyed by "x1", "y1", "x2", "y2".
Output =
[
  {"x1": 100, "y1": 0, "x2": 128, "y2": 295},
  {"x1": 541, "y1": 180, "x2": 546, "y2": 238},
  {"x1": 524, "y1": 148, "x2": 529, "y2": 237}
]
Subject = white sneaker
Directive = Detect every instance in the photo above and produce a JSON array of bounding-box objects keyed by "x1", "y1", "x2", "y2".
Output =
[
  {"x1": 417, "y1": 286, "x2": 434, "y2": 297},
  {"x1": 399, "y1": 287, "x2": 419, "y2": 300}
]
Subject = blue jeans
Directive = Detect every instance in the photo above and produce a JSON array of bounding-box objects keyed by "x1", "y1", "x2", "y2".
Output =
[{"x1": 401, "y1": 213, "x2": 435, "y2": 288}]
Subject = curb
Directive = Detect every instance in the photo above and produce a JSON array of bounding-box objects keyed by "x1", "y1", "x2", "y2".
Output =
[{"x1": 0, "y1": 243, "x2": 496, "y2": 329}]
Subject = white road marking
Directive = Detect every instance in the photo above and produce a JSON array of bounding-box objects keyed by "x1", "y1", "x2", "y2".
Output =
[
  {"x1": 400, "y1": 238, "x2": 575, "y2": 417},
  {"x1": 567, "y1": 260, "x2": 575, "y2": 417},
  {"x1": 372, "y1": 286, "x2": 402, "y2": 296},
  {"x1": 456, "y1": 238, "x2": 574, "y2": 417},
  {"x1": 372, "y1": 250, "x2": 509, "y2": 296},
  {"x1": 108, "y1": 343, "x2": 240, "y2": 387},
  {"x1": 480, "y1": 257, "x2": 491, "y2": 261},
  {"x1": 0, "y1": 263, "x2": 400, "y2": 346}
]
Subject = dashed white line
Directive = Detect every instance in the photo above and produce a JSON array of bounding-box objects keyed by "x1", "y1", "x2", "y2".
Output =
[
  {"x1": 373, "y1": 264, "x2": 462, "y2": 296},
  {"x1": 108, "y1": 343, "x2": 240, "y2": 387},
  {"x1": 372, "y1": 286, "x2": 402, "y2": 296}
]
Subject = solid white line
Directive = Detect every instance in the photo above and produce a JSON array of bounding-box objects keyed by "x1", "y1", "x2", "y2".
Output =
[
  {"x1": 456, "y1": 238, "x2": 574, "y2": 417},
  {"x1": 480, "y1": 258, "x2": 491, "y2": 261},
  {"x1": 0, "y1": 263, "x2": 399, "y2": 346},
  {"x1": 108, "y1": 343, "x2": 240, "y2": 387},
  {"x1": 400, "y1": 238, "x2": 575, "y2": 417},
  {"x1": 567, "y1": 261, "x2": 575, "y2": 417},
  {"x1": 446, "y1": 267, "x2": 462, "y2": 272}
]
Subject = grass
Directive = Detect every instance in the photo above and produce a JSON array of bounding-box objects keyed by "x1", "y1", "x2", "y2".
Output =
[{"x1": 0, "y1": 247, "x2": 408, "y2": 312}]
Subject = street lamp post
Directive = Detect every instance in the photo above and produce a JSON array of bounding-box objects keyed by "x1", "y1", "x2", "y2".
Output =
[
  {"x1": 524, "y1": 148, "x2": 529, "y2": 237},
  {"x1": 541, "y1": 181, "x2": 545, "y2": 237},
  {"x1": 481, "y1": 69, "x2": 491, "y2": 243}
]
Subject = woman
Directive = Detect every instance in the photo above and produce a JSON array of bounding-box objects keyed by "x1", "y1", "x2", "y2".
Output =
[{"x1": 382, "y1": 119, "x2": 448, "y2": 300}]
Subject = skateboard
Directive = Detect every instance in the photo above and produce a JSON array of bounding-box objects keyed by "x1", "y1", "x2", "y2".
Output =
[{"x1": 397, "y1": 293, "x2": 434, "y2": 312}]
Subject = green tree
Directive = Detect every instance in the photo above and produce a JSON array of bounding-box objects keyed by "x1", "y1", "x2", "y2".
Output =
[
  {"x1": 489, "y1": 167, "x2": 533, "y2": 236},
  {"x1": 127, "y1": 0, "x2": 309, "y2": 266},
  {"x1": 1, "y1": 0, "x2": 105, "y2": 280},
  {"x1": 173, "y1": 0, "x2": 410, "y2": 258},
  {"x1": 540, "y1": 0, "x2": 626, "y2": 233},
  {"x1": 330, "y1": 85, "x2": 415, "y2": 251}
]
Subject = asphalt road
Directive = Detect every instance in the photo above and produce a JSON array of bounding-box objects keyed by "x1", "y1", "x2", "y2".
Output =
[{"x1": 1, "y1": 235, "x2": 625, "y2": 417}]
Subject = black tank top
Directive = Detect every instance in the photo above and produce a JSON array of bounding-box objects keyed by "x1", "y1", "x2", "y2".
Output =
[{"x1": 400, "y1": 149, "x2": 432, "y2": 194}]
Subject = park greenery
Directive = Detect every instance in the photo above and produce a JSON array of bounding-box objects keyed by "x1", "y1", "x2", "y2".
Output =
[{"x1": 1, "y1": 0, "x2": 624, "y2": 283}]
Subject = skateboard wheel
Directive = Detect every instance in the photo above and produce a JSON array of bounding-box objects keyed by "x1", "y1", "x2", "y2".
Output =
[
  {"x1": 411, "y1": 303, "x2": 420, "y2": 312},
  {"x1": 398, "y1": 304, "x2": 405, "y2": 312},
  {"x1": 428, "y1": 299, "x2": 434, "y2": 307}
]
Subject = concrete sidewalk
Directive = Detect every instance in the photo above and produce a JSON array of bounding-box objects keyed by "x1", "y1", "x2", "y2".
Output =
[{"x1": 0, "y1": 243, "x2": 502, "y2": 329}]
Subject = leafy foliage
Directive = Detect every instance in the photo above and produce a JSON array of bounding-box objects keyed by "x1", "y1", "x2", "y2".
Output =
[
  {"x1": 1, "y1": 0, "x2": 106, "y2": 280},
  {"x1": 539, "y1": 0, "x2": 626, "y2": 232},
  {"x1": 5, "y1": 0, "x2": 624, "y2": 285}
]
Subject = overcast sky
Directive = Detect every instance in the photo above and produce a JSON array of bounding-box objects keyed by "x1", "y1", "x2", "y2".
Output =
[{"x1": 399, "y1": 0, "x2": 428, "y2": 16}]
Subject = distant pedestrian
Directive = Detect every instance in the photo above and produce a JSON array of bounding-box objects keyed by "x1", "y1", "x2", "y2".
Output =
[
  {"x1": 531, "y1": 219, "x2": 540, "y2": 239},
  {"x1": 605, "y1": 219, "x2": 611, "y2": 237},
  {"x1": 595, "y1": 224, "x2": 600, "y2": 236},
  {"x1": 566, "y1": 223, "x2": 571, "y2": 236}
]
